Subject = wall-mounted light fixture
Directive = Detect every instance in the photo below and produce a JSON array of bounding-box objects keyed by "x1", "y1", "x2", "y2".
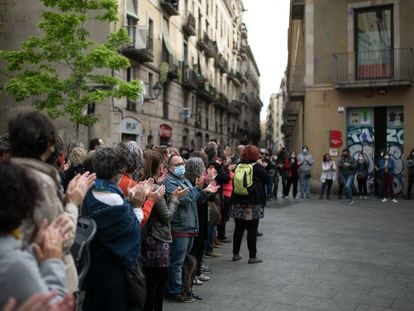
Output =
[{"x1": 145, "y1": 81, "x2": 162, "y2": 101}]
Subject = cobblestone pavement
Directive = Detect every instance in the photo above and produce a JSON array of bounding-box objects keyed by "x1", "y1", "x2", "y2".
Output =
[{"x1": 165, "y1": 196, "x2": 414, "y2": 311}]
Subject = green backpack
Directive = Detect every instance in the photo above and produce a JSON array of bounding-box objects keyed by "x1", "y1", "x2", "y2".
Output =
[{"x1": 233, "y1": 163, "x2": 256, "y2": 195}]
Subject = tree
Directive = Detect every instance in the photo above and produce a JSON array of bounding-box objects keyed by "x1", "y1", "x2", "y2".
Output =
[{"x1": 0, "y1": 0, "x2": 140, "y2": 134}]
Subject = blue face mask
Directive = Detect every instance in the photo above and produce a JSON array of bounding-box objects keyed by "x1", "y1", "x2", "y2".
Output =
[{"x1": 174, "y1": 165, "x2": 186, "y2": 177}]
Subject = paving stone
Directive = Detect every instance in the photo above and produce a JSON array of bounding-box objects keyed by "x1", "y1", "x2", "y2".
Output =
[{"x1": 296, "y1": 295, "x2": 358, "y2": 311}]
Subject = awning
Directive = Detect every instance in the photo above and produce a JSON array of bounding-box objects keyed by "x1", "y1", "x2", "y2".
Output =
[{"x1": 162, "y1": 19, "x2": 183, "y2": 61}]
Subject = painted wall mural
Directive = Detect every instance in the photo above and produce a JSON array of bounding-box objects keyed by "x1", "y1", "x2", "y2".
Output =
[
  {"x1": 346, "y1": 107, "x2": 404, "y2": 195},
  {"x1": 387, "y1": 107, "x2": 404, "y2": 195}
]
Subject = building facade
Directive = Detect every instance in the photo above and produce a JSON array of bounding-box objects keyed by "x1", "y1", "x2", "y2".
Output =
[
  {"x1": 0, "y1": 0, "x2": 262, "y2": 150},
  {"x1": 283, "y1": 0, "x2": 414, "y2": 195},
  {"x1": 266, "y1": 79, "x2": 286, "y2": 152}
]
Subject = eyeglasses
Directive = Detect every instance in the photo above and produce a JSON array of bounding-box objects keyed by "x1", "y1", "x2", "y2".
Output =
[{"x1": 170, "y1": 162, "x2": 184, "y2": 167}]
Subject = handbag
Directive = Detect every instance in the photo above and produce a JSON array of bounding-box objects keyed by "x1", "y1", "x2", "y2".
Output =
[
  {"x1": 124, "y1": 262, "x2": 147, "y2": 310},
  {"x1": 208, "y1": 200, "x2": 221, "y2": 226}
]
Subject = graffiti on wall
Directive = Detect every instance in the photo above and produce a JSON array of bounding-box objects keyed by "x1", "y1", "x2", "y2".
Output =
[
  {"x1": 346, "y1": 107, "x2": 405, "y2": 195},
  {"x1": 387, "y1": 107, "x2": 404, "y2": 195},
  {"x1": 347, "y1": 125, "x2": 376, "y2": 192}
]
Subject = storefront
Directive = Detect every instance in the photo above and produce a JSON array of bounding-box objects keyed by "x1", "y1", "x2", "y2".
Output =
[
  {"x1": 120, "y1": 117, "x2": 142, "y2": 144},
  {"x1": 159, "y1": 124, "x2": 172, "y2": 146}
]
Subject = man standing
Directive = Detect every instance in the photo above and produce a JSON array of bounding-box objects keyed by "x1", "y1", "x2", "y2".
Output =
[
  {"x1": 164, "y1": 154, "x2": 217, "y2": 302},
  {"x1": 338, "y1": 148, "x2": 357, "y2": 205},
  {"x1": 298, "y1": 145, "x2": 314, "y2": 199}
]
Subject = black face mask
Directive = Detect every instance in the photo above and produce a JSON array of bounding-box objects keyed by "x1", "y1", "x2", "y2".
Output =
[{"x1": 45, "y1": 148, "x2": 60, "y2": 166}]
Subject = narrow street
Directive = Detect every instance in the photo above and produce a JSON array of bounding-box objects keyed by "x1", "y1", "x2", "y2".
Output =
[{"x1": 166, "y1": 197, "x2": 414, "y2": 311}]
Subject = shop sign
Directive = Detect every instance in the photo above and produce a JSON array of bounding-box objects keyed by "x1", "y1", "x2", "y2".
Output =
[
  {"x1": 159, "y1": 124, "x2": 172, "y2": 138},
  {"x1": 329, "y1": 130, "x2": 343, "y2": 148},
  {"x1": 120, "y1": 117, "x2": 141, "y2": 135}
]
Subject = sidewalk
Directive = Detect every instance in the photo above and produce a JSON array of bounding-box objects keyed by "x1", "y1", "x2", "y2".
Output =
[{"x1": 165, "y1": 197, "x2": 414, "y2": 311}]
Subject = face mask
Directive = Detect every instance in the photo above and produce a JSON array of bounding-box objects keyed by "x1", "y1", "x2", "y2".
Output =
[
  {"x1": 174, "y1": 165, "x2": 185, "y2": 177},
  {"x1": 303, "y1": 149, "x2": 308, "y2": 153},
  {"x1": 380, "y1": 152, "x2": 384, "y2": 157},
  {"x1": 291, "y1": 155, "x2": 296, "y2": 158},
  {"x1": 384, "y1": 156, "x2": 390, "y2": 160},
  {"x1": 359, "y1": 157, "x2": 364, "y2": 161}
]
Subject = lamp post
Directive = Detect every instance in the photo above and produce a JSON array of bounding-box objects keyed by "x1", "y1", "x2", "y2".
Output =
[{"x1": 144, "y1": 81, "x2": 162, "y2": 101}]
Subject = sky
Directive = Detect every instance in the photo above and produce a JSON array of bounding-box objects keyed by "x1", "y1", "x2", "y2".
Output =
[{"x1": 242, "y1": 0, "x2": 290, "y2": 121}]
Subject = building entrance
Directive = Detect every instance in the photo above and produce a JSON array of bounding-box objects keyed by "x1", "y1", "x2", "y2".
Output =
[{"x1": 346, "y1": 106, "x2": 404, "y2": 195}]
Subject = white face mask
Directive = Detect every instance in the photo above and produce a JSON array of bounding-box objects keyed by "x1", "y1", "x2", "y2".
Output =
[
  {"x1": 384, "y1": 156, "x2": 390, "y2": 160},
  {"x1": 359, "y1": 157, "x2": 364, "y2": 161}
]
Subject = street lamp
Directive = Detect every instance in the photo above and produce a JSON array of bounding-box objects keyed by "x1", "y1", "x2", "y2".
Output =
[{"x1": 145, "y1": 81, "x2": 162, "y2": 101}]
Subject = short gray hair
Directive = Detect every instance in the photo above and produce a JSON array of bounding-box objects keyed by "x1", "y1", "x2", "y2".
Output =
[
  {"x1": 185, "y1": 157, "x2": 205, "y2": 183},
  {"x1": 117, "y1": 141, "x2": 144, "y2": 174}
]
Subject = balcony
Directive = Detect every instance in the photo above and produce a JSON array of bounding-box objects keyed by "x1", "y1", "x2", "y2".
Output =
[
  {"x1": 291, "y1": 0, "x2": 304, "y2": 20},
  {"x1": 122, "y1": 26, "x2": 154, "y2": 63},
  {"x1": 215, "y1": 92, "x2": 229, "y2": 110},
  {"x1": 230, "y1": 100, "x2": 241, "y2": 115},
  {"x1": 240, "y1": 23, "x2": 248, "y2": 39},
  {"x1": 162, "y1": 51, "x2": 181, "y2": 80},
  {"x1": 160, "y1": 0, "x2": 179, "y2": 17},
  {"x1": 332, "y1": 48, "x2": 414, "y2": 89},
  {"x1": 197, "y1": 83, "x2": 216, "y2": 102},
  {"x1": 215, "y1": 54, "x2": 228, "y2": 73},
  {"x1": 239, "y1": 45, "x2": 248, "y2": 60},
  {"x1": 197, "y1": 33, "x2": 218, "y2": 58},
  {"x1": 182, "y1": 66, "x2": 203, "y2": 90},
  {"x1": 287, "y1": 65, "x2": 305, "y2": 101},
  {"x1": 182, "y1": 12, "x2": 196, "y2": 37}
]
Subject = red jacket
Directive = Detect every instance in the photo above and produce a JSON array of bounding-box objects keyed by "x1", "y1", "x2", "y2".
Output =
[{"x1": 284, "y1": 158, "x2": 300, "y2": 177}]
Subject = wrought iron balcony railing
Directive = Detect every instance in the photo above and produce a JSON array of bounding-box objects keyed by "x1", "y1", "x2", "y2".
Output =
[
  {"x1": 332, "y1": 48, "x2": 414, "y2": 88},
  {"x1": 122, "y1": 25, "x2": 154, "y2": 63}
]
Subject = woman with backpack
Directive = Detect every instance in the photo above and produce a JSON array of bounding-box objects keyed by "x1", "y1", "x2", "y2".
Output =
[{"x1": 231, "y1": 145, "x2": 269, "y2": 264}]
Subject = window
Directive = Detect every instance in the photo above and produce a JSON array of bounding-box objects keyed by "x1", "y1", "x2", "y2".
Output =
[{"x1": 355, "y1": 5, "x2": 393, "y2": 80}]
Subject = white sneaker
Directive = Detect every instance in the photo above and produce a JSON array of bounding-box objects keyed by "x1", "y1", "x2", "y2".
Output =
[
  {"x1": 364, "y1": 196, "x2": 368, "y2": 199},
  {"x1": 193, "y1": 277, "x2": 203, "y2": 285},
  {"x1": 359, "y1": 196, "x2": 363, "y2": 199},
  {"x1": 382, "y1": 198, "x2": 388, "y2": 202},
  {"x1": 348, "y1": 200, "x2": 355, "y2": 206},
  {"x1": 197, "y1": 273, "x2": 210, "y2": 281},
  {"x1": 392, "y1": 198, "x2": 398, "y2": 203}
]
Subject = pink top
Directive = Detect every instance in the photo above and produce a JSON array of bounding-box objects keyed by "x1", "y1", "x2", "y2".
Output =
[{"x1": 222, "y1": 171, "x2": 234, "y2": 198}]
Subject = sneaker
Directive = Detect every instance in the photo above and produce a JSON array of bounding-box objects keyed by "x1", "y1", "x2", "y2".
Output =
[
  {"x1": 359, "y1": 196, "x2": 363, "y2": 199},
  {"x1": 166, "y1": 293, "x2": 195, "y2": 303},
  {"x1": 248, "y1": 257, "x2": 263, "y2": 264},
  {"x1": 201, "y1": 264, "x2": 212, "y2": 273},
  {"x1": 364, "y1": 196, "x2": 368, "y2": 199},
  {"x1": 284, "y1": 196, "x2": 289, "y2": 200},
  {"x1": 197, "y1": 273, "x2": 210, "y2": 281},
  {"x1": 392, "y1": 198, "x2": 398, "y2": 203},
  {"x1": 382, "y1": 198, "x2": 388, "y2": 202},
  {"x1": 218, "y1": 238, "x2": 231, "y2": 243},
  {"x1": 205, "y1": 251, "x2": 223, "y2": 257},
  {"x1": 193, "y1": 277, "x2": 203, "y2": 286},
  {"x1": 347, "y1": 200, "x2": 355, "y2": 206},
  {"x1": 232, "y1": 254, "x2": 242, "y2": 261},
  {"x1": 257, "y1": 231, "x2": 263, "y2": 237}
]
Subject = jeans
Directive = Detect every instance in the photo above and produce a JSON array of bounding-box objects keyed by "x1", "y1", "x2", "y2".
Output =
[
  {"x1": 233, "y1": 219, "x2": 259, "y2": 258},
  {"x1": 205, "y1": 225, "x2": 216, "y2": 253},
  {"x1": 266, "y1": 176, "x2": 274, "y2": 198},
  {"x1": 299, "y1": 171, "x2": 311, "y2": 197},
  {"x1": 320, "y1": 179, "x2": 333, "y2": 199},
  {"x1": 408, "y1": 174, "x2": 414, "y2": 199},
  {"x1": 272, "y1": 175, "x2": 279, "y2": 198},
  {"x1": 344, "y1": 174, "x2": 354, "y2": 202},
  {"x1": 168, "y1": 237, "x2": 193, "y2": 295},
  {"x1": 383, "y1": 172, "x2": 394, "y2": 199},
  {"x1": 357, "y1": 176, "x2": 368, "y2": 196}
]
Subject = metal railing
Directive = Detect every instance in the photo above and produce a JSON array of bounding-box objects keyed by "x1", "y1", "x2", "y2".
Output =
[
  {"x1": 288, "y1": 65, "x2": 305, "y2": 93},
  {"x1": 332, "y1": 48, "x2": 414, "y2": 85}
]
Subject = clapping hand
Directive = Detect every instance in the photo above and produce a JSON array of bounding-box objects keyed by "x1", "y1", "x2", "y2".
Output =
[
  {"x1": 204, "y1": 182, "x2": 220, "y2": 193},
  {"x1": 171, "y1": 186, "x2": 189, "y2": 199},
  {"x1": 148, "y1": 185, "x2": 166, "y2": 203},
  {"x1": 206, "y1": 167, "x2": 217, "y2": 184},
  {"x1": 2, "y1": 292, "x2": 74, "y2": 311},
  {"x1": 33, "y1": 225, "x2": 63, "y2": 263},
  {"x1": 195, "y1": 175, "x2": 205, "y2": 189},
  {"x1": 66, "y1": 171, "x2": 96, "y2": 206},
  {"x1": 129, "y1": 178, "x2": 154, "y2": 208}
]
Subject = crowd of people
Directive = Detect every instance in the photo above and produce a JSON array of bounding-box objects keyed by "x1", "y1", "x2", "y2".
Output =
[
  {"x1": 0, "y1": 111, "x2": 269, "y2": 310},
  {"x1": 1, "y1": 111, "x2": 413, "y2": 311},
  {"x1": 258, "y1": 146, "x2": 413, "y2": 206}
]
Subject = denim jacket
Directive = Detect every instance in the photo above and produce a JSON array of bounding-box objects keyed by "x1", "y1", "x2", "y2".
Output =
[{"x1": 164, "y1": 172, "x2": 200, "y2": 234}]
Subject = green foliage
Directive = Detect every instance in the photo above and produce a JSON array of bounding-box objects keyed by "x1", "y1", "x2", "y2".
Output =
[
  {"x1": 159, "y1": 62, "x2": 169, "y2": 84},
  {"x1": 1, "y1": 0, "x2": 141, "y2": 127}
]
